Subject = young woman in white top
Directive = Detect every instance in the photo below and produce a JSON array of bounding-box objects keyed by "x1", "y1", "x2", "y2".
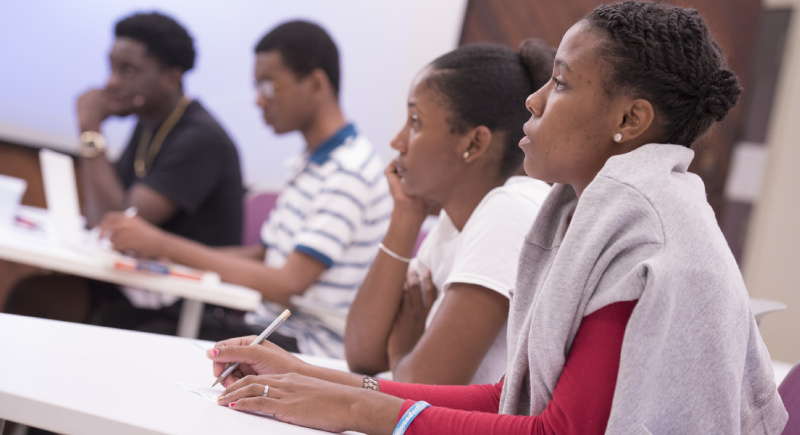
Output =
[{"x1": 344, "y1": 40, "x2": 554, "y2": 384}]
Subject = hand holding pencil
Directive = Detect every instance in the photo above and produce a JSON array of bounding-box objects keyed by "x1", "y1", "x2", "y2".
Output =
[{"x1": 207, "y1": 310, "x2": 303, "y2": 387}]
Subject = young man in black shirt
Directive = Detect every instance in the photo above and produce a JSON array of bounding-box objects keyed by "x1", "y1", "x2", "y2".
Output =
[
  {"x1": 78, "y1": 11, "x2": 243, "y2": 243},
  {"x1": 5, "y1": 12, "x2": 244, "y2": 323}
]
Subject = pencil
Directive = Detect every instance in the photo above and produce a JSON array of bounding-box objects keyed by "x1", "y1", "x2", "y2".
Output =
[{"x1": 211, "y1": 309, "x2": 291, "y2": 387}]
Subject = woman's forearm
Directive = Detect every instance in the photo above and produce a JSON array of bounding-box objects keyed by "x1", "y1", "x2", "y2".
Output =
[
  {"x1": 303, "y1": 362, "x2": 368, "y2": 388},
  {"x1": 349, "y1": 392, "x2": 406, "y2": 435},
  {"x1": 345, "y1": 209, "x2": 426, "y2": 374},
  {"x1": 386, "y1": 284, "x2": 509, "y2": 385}
]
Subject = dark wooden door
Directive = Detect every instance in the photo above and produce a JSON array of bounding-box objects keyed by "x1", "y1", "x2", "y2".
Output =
[{"x1": 460, "y1": 0, "x2": 762, "y2": 220}]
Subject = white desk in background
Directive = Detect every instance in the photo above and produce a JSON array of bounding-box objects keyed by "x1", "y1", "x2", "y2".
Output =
[
  {"x1": 0, "y1": 313, "x2": 357, "y2": 435},
  {"x1": 749, "y1": 297, "x2": 788, "y2": 326},
  {"x1": 0, "y1": 206, "x2": 261, "y2": 338}
]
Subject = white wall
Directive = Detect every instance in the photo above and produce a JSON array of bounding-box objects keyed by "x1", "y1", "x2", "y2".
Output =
[
  {"x1": 744, "y1": 0, "x2": 800, "y2": 364},
  {"x1": 0, "y1": 0, "x2": 467, "y2": 190}
]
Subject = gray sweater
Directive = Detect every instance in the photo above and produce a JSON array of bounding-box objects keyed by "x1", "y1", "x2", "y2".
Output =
[{"x1": 499, "y1": 144, "x2": 787, "y2": 433}]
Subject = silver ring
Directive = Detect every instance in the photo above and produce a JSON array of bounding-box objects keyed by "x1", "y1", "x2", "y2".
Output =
[{"x1": 263, "y1": 385, "x2": 269, "y2": 397}]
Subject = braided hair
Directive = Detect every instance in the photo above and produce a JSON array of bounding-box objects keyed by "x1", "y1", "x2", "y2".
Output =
[
  {"x1": 585, "y1": 1, "x2": 742, "y2": 147},
  {"x1": 424, "y1": 39, "x2": 555, "y2": 178}
]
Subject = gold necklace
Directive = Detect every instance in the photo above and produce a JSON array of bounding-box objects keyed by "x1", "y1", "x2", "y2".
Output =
[{"x1": 134, "y1": 96, "x2": 192, "y2": 178}]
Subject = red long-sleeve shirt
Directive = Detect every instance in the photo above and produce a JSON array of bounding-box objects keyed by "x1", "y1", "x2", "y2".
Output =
[{"x1": 380, "y1": 300, "x2": 637, "y2": 434}]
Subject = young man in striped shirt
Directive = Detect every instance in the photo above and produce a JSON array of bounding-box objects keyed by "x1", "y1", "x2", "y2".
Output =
[{"x1": 98, "y1": 20, "x2": 392, "y2": 358}]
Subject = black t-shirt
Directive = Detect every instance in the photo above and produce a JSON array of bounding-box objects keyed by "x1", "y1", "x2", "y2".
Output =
[{"x1": 115, "y1": 100, "x2": 243, "y2": 247}]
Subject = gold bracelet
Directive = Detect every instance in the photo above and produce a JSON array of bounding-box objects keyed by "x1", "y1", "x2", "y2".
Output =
[
  {"x1": 79, "y1": 131, "x2": 106, "y2": 158},
  {"x1": 363, "y1": 376, "x2": 380, "y2": 391}
]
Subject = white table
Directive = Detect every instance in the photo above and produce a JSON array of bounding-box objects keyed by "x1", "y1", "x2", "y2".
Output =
[
  {"x1": 0, "y1": 313, "x2": 358, "y2": 434},
  {"x1": 750, "y1": 297, "x2": 788, "y2": 326},
  {"x1": 0, "y1": 207, "x2": 261, "y2": 337}
]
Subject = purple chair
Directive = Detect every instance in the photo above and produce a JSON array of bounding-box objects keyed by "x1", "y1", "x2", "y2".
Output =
[
  {"x1": 780, "y1": 360, "x2": 800, "y2": 434},
  {"x1": 413, "y1": 230, "x2": 428, "y2": 256},
  {"x1": 412, "y1": 214, "x2": 440, "y2": 256},
  {"x1": 242, "y1": 190, "x2": 279, "y2": 246}
]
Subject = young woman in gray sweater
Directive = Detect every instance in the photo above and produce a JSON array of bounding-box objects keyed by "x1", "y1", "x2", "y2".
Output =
[{"x1": 205, "y1": 2, "x2": 788, "y2": 433}]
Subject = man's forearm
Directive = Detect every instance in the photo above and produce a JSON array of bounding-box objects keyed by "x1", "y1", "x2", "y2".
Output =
[
  {"x1": 80, "y1": 156, "x2": 127, "y2": 227},
  {"x1": 159, "y1": 233, "x2": 315, "y2": 306},
  {"x1": 76, "y1": 88, "x2": 126, "y2": 226},
  {"x1": 215, "y1": 244, "x2": 266, "y2": 261}
]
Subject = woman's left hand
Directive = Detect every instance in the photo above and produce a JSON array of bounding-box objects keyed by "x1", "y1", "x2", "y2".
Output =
[
  {"x1": 387, "y1": 270, "x2": 437, "y2": 365},
  {"x1": 218, "y1": 373, "x2": 402, "y2": 434}
]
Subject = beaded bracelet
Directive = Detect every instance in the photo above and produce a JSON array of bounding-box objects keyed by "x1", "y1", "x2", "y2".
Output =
[
  {"x1": 363, "y1": 375, "x2": 379, "y2": 391},
  {"x1": 393, "y1": 401, "x2": 431, "y2": 435}
]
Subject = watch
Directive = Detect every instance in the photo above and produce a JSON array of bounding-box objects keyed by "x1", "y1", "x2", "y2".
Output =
[{"x1": 79, "y1": 131, "x2": 106, "y2": 158}]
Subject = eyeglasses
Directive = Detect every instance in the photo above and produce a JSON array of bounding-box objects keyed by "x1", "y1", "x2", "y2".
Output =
[{"x1": 255, "y1": 73, "x2": 303, "y2": 99}]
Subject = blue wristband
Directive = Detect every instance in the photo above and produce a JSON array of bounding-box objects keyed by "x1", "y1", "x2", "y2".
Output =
[{"x1": 393, "y1": 401, "x2": 431, "y2": 435}]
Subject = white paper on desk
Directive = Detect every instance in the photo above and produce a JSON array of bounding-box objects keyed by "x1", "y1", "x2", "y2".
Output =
[
  {"x1": 173, "y1": 381, "x2": 225, "y2": 403},
  {"x1": 174, "y1": 381, "x2": 277, "y2": 419},
  {"x1": 191, "y1": 340, "x2": 213, "y2": 351}
]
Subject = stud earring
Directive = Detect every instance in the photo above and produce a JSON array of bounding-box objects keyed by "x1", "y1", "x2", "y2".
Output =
[
  {"x1": 463, "y1": 151, "x2": 470, "y2": 159},
  {"x1": 614, "y1": 133, "x2": 623, "y2": 143}
]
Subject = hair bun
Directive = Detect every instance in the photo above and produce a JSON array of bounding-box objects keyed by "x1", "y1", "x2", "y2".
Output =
[
  {"x1": 518, "y1": 38, "x2": 556, "y2": 91},
  {"x1": 697, "y1": 69, "x2": 742, "y2": 122}
]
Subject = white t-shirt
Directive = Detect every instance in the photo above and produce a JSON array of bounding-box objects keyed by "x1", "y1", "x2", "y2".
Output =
[{"x1": 411, "y1": 176, "x2": 551, "y2": 384}]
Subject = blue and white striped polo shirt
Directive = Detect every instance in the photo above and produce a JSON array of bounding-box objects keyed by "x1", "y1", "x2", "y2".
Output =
[{"x1": 247, "y1": 124, "x2": 392, "y2": 357}]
